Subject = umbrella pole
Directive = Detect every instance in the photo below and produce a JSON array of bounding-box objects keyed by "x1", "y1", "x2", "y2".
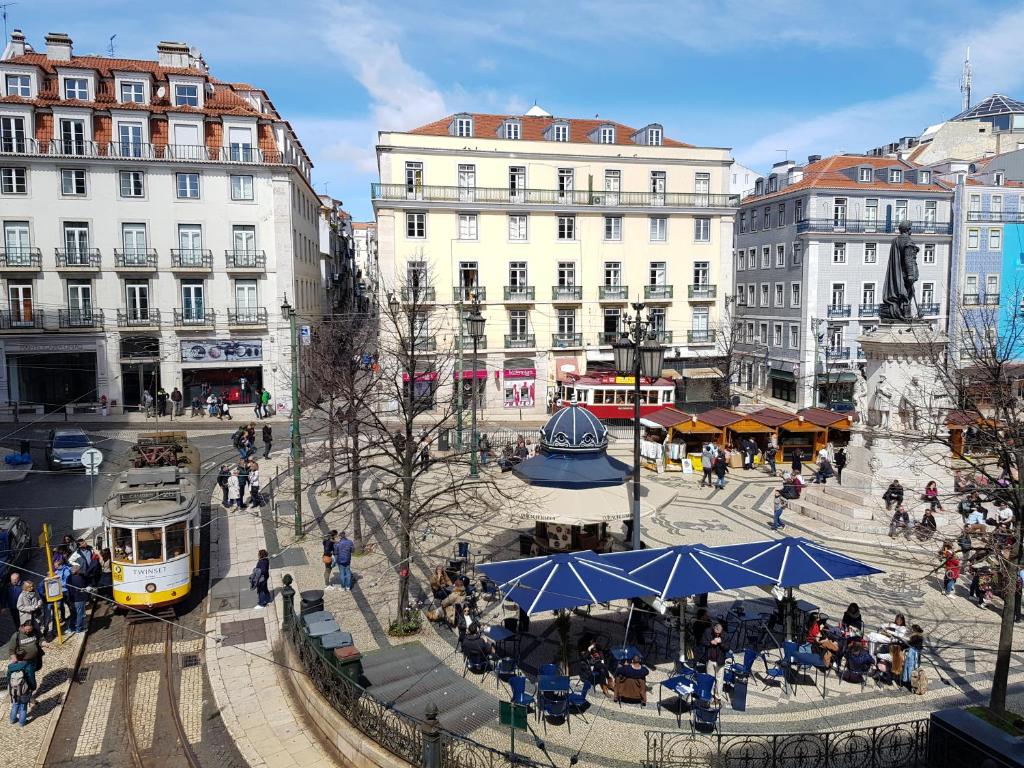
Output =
[
  {"x1": 623, "y1": 602, "x2": 635, "y2": 650},
  {"x1": 677, "y1": 597, "x2": 687, "y2": 665},
  {"x1": 784, "y1": 587, "x2": 795, "y2": 643}
]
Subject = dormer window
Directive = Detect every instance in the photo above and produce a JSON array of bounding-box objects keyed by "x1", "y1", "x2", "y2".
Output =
[
  {"x1": 994, "y1": 171, "x2": 1005, "y2": 186},
  {"x1": 889, "y1": 169, "x2": 903, "y2": 183},
  {"x1": 455, "y1": 116, "x2": 474, "y2": 137},
  {"x1": 4, "y1": 75, "x2": 30, "y2": 97},
  {"x1": 174, "y1": 83, "x2": 199, "y2": 107},
  {"x1": 552, "y1": 123, "x2": 569, "y2": 142},
  {"x1": 64, "y1": 78, "x2": 89, "y2": 100},
  {"x1": 919, "y1": 170, "x2": 931, "y2": 184},
  {"x1": 754, "y1": 179, "x2": 764, "y2": 196},
  {"x1": 599, "y1": 126, "x2": 615, "y2": 144},
  {"x1": 503, "y1": 121, "x2": 520, "y2": 140},
  {"x1": 120, "y1": 81, "x2": 145, "y2": 104},
  {"x1": 767, "y1": 176, "x2": 778, "y2": 193},
  {"x1": 648, "y1": 127, "x2": 662, "y2": 146},
  {"x1": 858, "y1": 167, "x2": 872, "y2": 182}
]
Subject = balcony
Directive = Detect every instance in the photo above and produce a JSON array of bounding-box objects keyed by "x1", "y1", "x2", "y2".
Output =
[
  {"x1": 371, "y1": 182, "x2": 740, "y2": 210},
  {"x1": 47, "y1": 139, "x2": 99, "y2": 157},
  {"x1": 827, "y1": 304, "x2": 852, "y2": 318},
  {"x1": 405, "y1": 338, "x2": 437, "y2": 352},
  {"x1": 687, "y1": 330, "x2": 713, "y2": 344},
  {"x1": 452, "y1": 286, "x2": 486, "y2": 302},
  {"x1": 117, "y1": 308, "x2": 160, "y2": 329},
  {"x1": 826, "y1": 346, "x2": 851, "y2": 359},
  {"x1": 551, "y1": 286, "x2": 583, "y2": 302},
  {"x1": 919, "y1": 303, "x2": 940, "y2": 316},
  {"x1": 645, "y1": 285, "x2": 674, "y2": 301},
  {"x1": 552, "y1": 333, "x2": 583, "y2": 348},
  {"x1": 228, "y1": 308, "x2": 268, "y2": 327},
  {"x1": 400, "y1": 286, "x2": 436, "y2": 303},
  {"x1": 171, "y1": 249, "x2": 213, "y2": 271},
  {"x1": 173, "y1": 309, "x2": 216, "y2": 328},
  {"x1": 688, "y1": 284, "x2": 717, "y2": 300},
  {"x1": 0, "y1": 137, "x2": 39, "y2": 156},
  {"x1": 0, "y1": 248, "x2": 42, "y2": 271},
  {"x1": 0, "y1": 139, "x2": 285, "y2": 165},
  {"x1": 225, "y1": 250, "x2": 266, "y2": 271},
  {"x1": 654, "y1": 330, "x2": 674, "y2": 343},
  {"x1": 0, "y1": 310, "x2": 43, "y2": 330},
  {"x1": 962, "y1": 293, "x2": 981, "y2": 306},
  {"x1": 795, "y1": 218, "x2": 953, "y2": 235},
  {"x1": 599, "y1": 285, "x2": 629, "y2": 301},
  {"x1": 58, "y1": 309, "x2": 103, "y2": 330},
  {"x1": 504, "y1": 333, "x2": 535, "y2": 349},
  {"x1": 966, "y1": 210, "x2": 1024, "y2": 223},
  {"x1": 858, "y1": 303, "x2": 879, "y2": 317},
  {"x1": 55, "y1": 248, "x2": 101, "y2": 270},
  {"x1": 598, "y1": 331, "x2": 620, "y2": 345},
  {"x1": 460, "y1": 336, "x2": 487, "y2": 350},
  {"x1": 503, "y1": 285, "x2": 535, "y2": 302},
  {"x1": 114, "y1": 249, "x2": 158, "y2": 271}
]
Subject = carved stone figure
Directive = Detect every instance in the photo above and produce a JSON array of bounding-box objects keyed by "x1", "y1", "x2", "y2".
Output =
[
  {"x1": 872, "y1": 376, "x2": 893, "y2": 430},
  {"x1": 879, "y1": 221, "x2": 920, "y2": 322}
]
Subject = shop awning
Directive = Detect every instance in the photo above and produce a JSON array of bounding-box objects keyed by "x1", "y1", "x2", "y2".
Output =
[
  {"x1": 769, "y1": 369, "x2": 796, "y2": 381},
  {"x1": 680, "y1": 367, "x2": 723, "y2": 379},
  {"x1": 816, "y1": 371, "x2": 857, "y2": 384}
]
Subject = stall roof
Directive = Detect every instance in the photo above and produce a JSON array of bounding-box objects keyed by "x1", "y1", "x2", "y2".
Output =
[
  {"x1": 698, "y1": 408, "x2": 746, "y2": 428},
  {"x1": 747, "y1": 408, "x2": 795, "y2": 428},
  {"x1": 679, "y1": 367, "x2": 723, "y2": 380},
  {"x1": 797, "y1": 407, "x2": 854, "y2": 428},
  {"x1": 640, "y1": 406, "x2": 691, "y2": 429},
  {"x1": 946, "y1": 409, "x2": 988, "y2": 427}
]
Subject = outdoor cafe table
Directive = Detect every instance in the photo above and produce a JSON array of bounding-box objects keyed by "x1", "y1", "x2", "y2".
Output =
[
  {"x1": 658, "y1": 670, "x2": 697, "y2": 725},
  {"x1": 483, "y1": 625, "x2": 518, "y2": 658},
  {"x1": 610, "y1": 645, "x2": 643, "y2": 664}
]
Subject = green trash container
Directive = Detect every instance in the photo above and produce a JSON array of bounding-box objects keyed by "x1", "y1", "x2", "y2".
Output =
[{"x1": 333, "y1": 645, "x2": 363, "y2": 685}]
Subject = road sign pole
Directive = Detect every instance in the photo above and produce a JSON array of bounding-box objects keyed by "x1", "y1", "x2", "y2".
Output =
[{"x1": 40, "y1": 524, "x2": 64, "y2": 646}]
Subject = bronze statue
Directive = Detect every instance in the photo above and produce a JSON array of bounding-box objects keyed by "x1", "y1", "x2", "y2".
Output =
[{"x1": 879, "y1": 221, "x2": 920, "y2": 322}]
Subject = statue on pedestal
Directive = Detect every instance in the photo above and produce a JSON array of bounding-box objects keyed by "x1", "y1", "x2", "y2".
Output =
[
  {"x1": 879, "y1": 221, "x2": 920, "y2": 322},
  {"x1": 872, "y1": 376, "x2": 893, "y2": 430}
]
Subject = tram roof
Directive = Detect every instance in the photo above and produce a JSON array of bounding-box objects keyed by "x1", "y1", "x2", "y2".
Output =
[{"x1": 105, "y1": 466, "x2": 199, "y2": 525}]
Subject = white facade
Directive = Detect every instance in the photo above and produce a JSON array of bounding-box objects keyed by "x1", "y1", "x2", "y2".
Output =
[{"x1": 0, "y1": 32, "x2": 320, "y2": 413}]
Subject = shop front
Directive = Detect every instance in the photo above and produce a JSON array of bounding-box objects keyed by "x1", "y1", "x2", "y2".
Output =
[
  {"x1": 179, "y1": 339, "x2": 264, "y2": 404},
  {"x1": 402, "y1": 369, "x2": 439, "y2": 410},
  {"x1": 3, "y1": 336, "x2": 105, "y2": 412},
  {"x1": 769, "y1": 369, "x2": 798, "y2": 403},
  {"x1": 500, "y1": 358, "x2": 538, "y2": 411},
  {"x1": 816, "y1": 371, "x2": 857, "y2": 408},
  {"x1": 455, "y1": 359, "x2": 488, "y2": 410}
]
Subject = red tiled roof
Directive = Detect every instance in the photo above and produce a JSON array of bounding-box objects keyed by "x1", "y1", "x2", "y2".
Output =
[
  {"x1": 746, "y1": 408, "x2": 795, "y2": 428},
  {"x1": 406, "y1": 113, "x2": 692, "y2": 148},
  {"x1": 6, "y1": 51, "x2": 206, "y2": 78},
  {"x1": 697, "y1": 408, "x2": 745, "y2": 428},
  {"x1": 796, "y1": 407, "x2": 853, "y2": 427},
  {"x1": 642, "y1": 407, "x2": 690, "y2": 428},
  {"x1": 352, "y1": 222, "x2": 376, "y2": 230}
]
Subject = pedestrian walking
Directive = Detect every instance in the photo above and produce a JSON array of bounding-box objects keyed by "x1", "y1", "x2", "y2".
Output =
[
  {"x1": 156, "y1": 386, "x2": 168, "y2": 417},
  {"x1": 16, "y1": 581, "x2": 40, "y2": 633},
  {"x1": 67, "y1": 565, "x2": 90, "y2": 634},
  {"x1": 237, "y1": 461, "x2": 249, "y2": 510},
  {"x1": 770, "y1": 490, "x2": 787, "y2": 530},
  {"x1": 332, "y1": 531, "x2": 354, "y2": 590},
  {"x1": 227, "y1": 469, "x2": 240, "y2": 508},
  {"x1": 262, "y1": 424, "x2": 272, "y2": 458},
  {"x1": 251, "y1": 549, "x2": 271, "y2": 609},
  {"x1": 217, "y1": 464, "x2": 230, "y2": 506},
  {"x1": 943, "y1": 553, "x2": 960, "y2": 597},
  {"x1": 322, "y1": 531, "x2": 337, "y2": 587},
  {"x1": 700, "y1": 444, "x2": 715, "y2": 488},
  {"x1": 248, "y1": 462, "x2": 262, "y2": 507},
  {"x1": 253, "y1": 388, "x2": 264, "y2": 419},
  {"x1": 171, "y1": 387, "x2": 183, "y2": 417},
  {"x1": 142, "y1": 390, "x2": 154, "y2": 418},
  {"x1": 765, "y1": 440, "x2": 778, "y2": 477},
  {"x1": 712, "y1": 449, "x2": 728, "y2": 490},
  {"x1": 260, "y1": 388, "x2": 271, "y2": 418},
  {"x1": 834, "y1": 447, "x2": 847, "y2": 484},
  {"x1": 7, "y1": 647, "x2": 36, "y2": 727}
]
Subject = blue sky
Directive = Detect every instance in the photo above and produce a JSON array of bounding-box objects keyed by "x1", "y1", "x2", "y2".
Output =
[{"x1": 11, "y1": 1, "x2": 1024, "y2": 218}]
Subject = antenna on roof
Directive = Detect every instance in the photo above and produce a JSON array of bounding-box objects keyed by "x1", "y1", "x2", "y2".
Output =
[
  {"x1": 961, "y1": 46, "x2": 972, "y2": 113},
  {"x1": 0, "y1": 3, "x2": 18, "y2": 41},
  {"x1": 107, "y1": 34, "x2": 117, "y2": 58},
  {"x1": 777, "y1": 149, "x2": 788, "y2": 161}
]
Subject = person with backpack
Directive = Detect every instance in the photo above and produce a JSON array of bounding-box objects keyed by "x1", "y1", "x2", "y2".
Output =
[
  {"x1": 1, "y1": 620, "x2": 43, "y2": 679},
  {"x1": 333, "y1": 531, "x2": 354, "y2": 591},
  {"x1": 7, "y1": 646, "x2": 36, "y2": 727},
  {"x1": 700, "y1": 444, "x2": 715, "y2": 488},
  {"x1": 321, "y1": 531, "x2": 337, "y2": 587},
  {"x1": 262, "y1": 424, "x2": 272, "y2": 459},
  {"x1": 251, "y1": 549, "x2": 271, "y2": 609}
]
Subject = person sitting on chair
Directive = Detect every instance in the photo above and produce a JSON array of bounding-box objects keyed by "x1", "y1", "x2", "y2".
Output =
[
  {"x1": 840, "y1": 602, "x2": 863, "y2": 632},
  {"x1": 843, "y1": 638, "x2": 874, "y2": 683},
  {"x1": 613, "y1": 655, "x2": 650, "y2": 706},
  {"x1": 579, "y1": 646, "x2": 614, "y2": 697},
  {"x1": 430, "y1": 566, "x2": 453, "y2": 600},
  {"x1": 461, "y1": 623, "x2": 495, "y2": 662}
]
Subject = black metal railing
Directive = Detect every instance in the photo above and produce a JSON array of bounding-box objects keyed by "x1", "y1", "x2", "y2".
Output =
[
  {"x1": 859, "y1": 303, "x2": 879, "y2": 316},
  {"x1": 503, "y1": 285, "x2": 535, "y2": 301},
  {"x1": 645, "y1": 285, "x2": 674, "y2": 300},
  {"x1": 552, "y1": 285, "x2": 582, "y2": 301},
  {"x1": 0, "y1": 138, "x2": 284, "y2": 165},
  {"x1": 654, "y1": 330, "x2": 674, "y2": 343},
  {"x1": 644, "y1": 719, "x2": 930, "y2": 768},
  {"x1": 117, "y1": 309, "x2": 160, "y2": 327},
  {"x1": 599, "y1": 285, "x2": 629, "y2": 300},
  {"x1": 58, "y1": 309, "x2": 103, "y2": 329},
  {"x1": 47, "y1": 139, "x2": 99, "y2": 157},
  {"x1": 598, "y1": 331, "x2": 619, "y2": 344},
  {"x1": 0, "y1": 247, "x2": 42, "y2": 268},
  {"x1": 372, "y1": 182, "x2": 739, "y2": 209},
  {"x1": 827, "y1": 304, "x2": 852, "y2": 318},
  {"x1": 228, "y1": 307, "x2": 268, "y2": 325},
  {"x1": 796, "y1": 218, "x2": 952, "y2": 234},
  {"x1": 963, "y1": 293, "x2": 981, "y2": 306},
  {"x1": 170, "y1": 249, "x2": 213, "y2": 269},
  {"x1": 459, "y1": 336, "x2": 487, "y2": 350},
  {"x1": 106, "y1": 140, "x2": 154, "y2": 159},
  {"x1": 688, "y1": 330, "x2": 712, "y2": 343},
  {"x1": 966, "y1": 210, "x2": 1024, "y2": 222},
  {"x1": 400, "y1": 286, "x2": 436, "y2": 302},
  {"x1": 0, "y1": 310, "x2": 43, "y2": 330},
  {"x1": 962, "y1": 293, "x2": 1000, "y2": 306},
  {"x1": 406, "y1": 338, "x2": 437, "y2": 352},
  {"x1": 55, "y1": 248, "x2": 100, "y2": 268},
  {"x1": 552, "y1": 332, "x2": 583, "y2": 347},
  {"x1": 688, "y1": 284, "x2": 717, "y2": 300},
  {"x1": 114, "y1": 249, "x2": 158, "y2": 268},
  {"x1": 453, "y1": 286, "x2": 486, "y2": 302},
  {"x1": 504, "y1": 333, "x2": 535, "y2": 348},
  {"x1": 225, "y1": 250, "x2": 266, "y2": 269},
  {"x1": 173, "y1": 309, "x2": 216, "y2": 327},
  {"x1": 827, "y1": 346, "x2": 851, "y2": 359}
]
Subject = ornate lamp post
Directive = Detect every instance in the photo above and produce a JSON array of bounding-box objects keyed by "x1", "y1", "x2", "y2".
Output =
[
  {"x1": 281, "y1": 296, "x2": 302, "y2": 536},
  {"x1": 465, "y1": 298, "x2": 486, "y2": 478},
  {"x1": 612, "y1": 301, "x2": 666, "y2": 550}
]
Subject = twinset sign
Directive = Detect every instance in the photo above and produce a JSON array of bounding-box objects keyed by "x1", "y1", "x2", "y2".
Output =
[{"x1": 503, "y1": 368, "x2": 536, "y2": 379}]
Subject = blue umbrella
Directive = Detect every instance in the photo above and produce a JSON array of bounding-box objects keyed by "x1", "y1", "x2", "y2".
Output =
[
  {"x1": 512, "y1": 451, "x2": 633, "y2": 489},
  {"x1": 478, "y1": 551, "x2": 660, "y2": 615},
  {"x1": 709, "y1": 537, "x2": 883, "y2": 588},
  {"x1": 602, "y1": 544, "x2": 775, "y2": 600}
]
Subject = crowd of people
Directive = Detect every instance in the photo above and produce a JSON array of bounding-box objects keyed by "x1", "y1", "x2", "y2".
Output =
[{"x1": 216, "y1": 425, "x2": 270, "y2": 511}]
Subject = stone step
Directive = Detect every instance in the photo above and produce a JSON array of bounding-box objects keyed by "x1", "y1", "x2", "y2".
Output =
[
  {"x1": 786, "y1": 494, "x2": 890, "y2": 534},
  {"x1": 812, "y1": 482, "x2": 870, "y2": 507},
  {"x1": 799, "y1": 486, "x2": 875, "y2": 520}
]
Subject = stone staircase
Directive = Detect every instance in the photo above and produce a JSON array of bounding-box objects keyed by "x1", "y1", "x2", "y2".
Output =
[{"x1": 787, "y1": 482, "x2": 888, "y2": 533}]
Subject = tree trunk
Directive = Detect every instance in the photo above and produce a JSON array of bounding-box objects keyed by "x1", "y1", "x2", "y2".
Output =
[
  {"x1": 397, "y1": 497, "x2": 412, "y2": 619},
  {"x1": 327, "y1": 394, "x2": 338, "y2": 493},
  {"x1": 350, "y1": 396, "x2": 362, "y2": 552},
  {"x1": 988, "y1": 572, "x2": 1018, "y2": 713}
]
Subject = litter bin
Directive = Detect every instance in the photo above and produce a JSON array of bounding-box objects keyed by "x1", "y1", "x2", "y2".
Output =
[
  {"x1": 300, "y1": 590, "x2": 325, "y2": 616},
  {"x1": 332, "y1": 645, "x2": 363, "y2": 685},
  {"x1": 438, "y1": 429, "x2": 450, "y2": 452}
]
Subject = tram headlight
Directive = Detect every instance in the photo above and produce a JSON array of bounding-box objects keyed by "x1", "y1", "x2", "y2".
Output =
[{"x1": 145, "y1": 583, "x2": 157, "y2": 593}]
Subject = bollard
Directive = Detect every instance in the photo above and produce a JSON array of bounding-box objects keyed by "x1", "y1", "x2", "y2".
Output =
[
  {"x1": 421, "y1": 702, "x2": 440, "y2": 768},
  {"x1": 281, "y1": 574, "x2": 295, "y2": 630}
]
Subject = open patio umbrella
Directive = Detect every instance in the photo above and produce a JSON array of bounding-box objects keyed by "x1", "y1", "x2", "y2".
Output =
[
  {"x1": 477, "y1": 550, "x2": 660, "y2": 615},
  {"x1": 512, "y1": 450, "x2": 633, "y2": 489},
  {"x1": 709, "y1": 536, "x2": 882, "y2": 588}
]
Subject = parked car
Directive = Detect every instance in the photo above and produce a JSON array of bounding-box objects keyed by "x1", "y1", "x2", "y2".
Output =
[
  {"x1": 0, "y1": 516, "x2": 30, "y2": 582},
  {"x1": 45, "y1": 428, "x2": 93, "y2": 470}
]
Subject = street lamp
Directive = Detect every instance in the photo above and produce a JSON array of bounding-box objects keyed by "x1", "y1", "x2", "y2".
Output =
[
  {"x1": 281, "y1": 296, "x2": 302, "y2": 536},
  {"x1": 466, "y1": 298, "x2": 486, "y2": 478},
  {"x1": 612, "y1": 301, "x2": 666, "y2": 550}
]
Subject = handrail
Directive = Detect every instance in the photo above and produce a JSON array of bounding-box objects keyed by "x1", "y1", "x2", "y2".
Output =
[{"x1": 372, "y1": 182, "x2": 740, "y2": 208}]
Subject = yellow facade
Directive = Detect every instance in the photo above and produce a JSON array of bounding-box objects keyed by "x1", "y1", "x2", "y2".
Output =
[{"x1": 373, "y1": 117, "x2": 738, "y2": 415}]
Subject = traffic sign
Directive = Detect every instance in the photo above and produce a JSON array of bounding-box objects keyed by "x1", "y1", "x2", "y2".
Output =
[
  {"x1": 81, "y1": 447, "x2": 103, "y2": 475},
  {"x1": 300, "y1": 325, "x2": 311, "y2": 346}
]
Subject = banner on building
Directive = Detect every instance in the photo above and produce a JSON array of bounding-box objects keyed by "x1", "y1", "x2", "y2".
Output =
[{"x1": 181, "y1": 340, "x2": 263, "y2": 363}]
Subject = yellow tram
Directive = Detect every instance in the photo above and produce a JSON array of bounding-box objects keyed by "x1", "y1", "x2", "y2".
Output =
[{"x1": 103, "y1": 433, "x2": 201, "y2": 609}]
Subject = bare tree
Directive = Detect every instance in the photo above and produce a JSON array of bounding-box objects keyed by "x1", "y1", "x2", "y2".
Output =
[{"x1": 710, "y1": 299, "x2": 745, "y2": 405}]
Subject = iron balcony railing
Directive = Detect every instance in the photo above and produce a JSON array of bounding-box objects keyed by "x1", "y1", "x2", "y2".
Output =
[
  {"x1": 406, "y1": 337, "x2": 437, "y2": 352},
  {"x1": 117, "y1": 308, "x2": 160, "y2": 327},
  {"x1": 453, "y1": 286, "x2": 486, "y2": 302},
  {"x1": 228, "y1": 307, "x2": 268, "y2": 325},
  {"x1": 0, "y1": 137, "x2": 38, "y2": 155},
  {"x1": 552, "y1": 332, "x2": 583, "y2": 348},
  {"x1": 55, "y1": 248, "x2": 101, "y2": 268},
  {"x1": 963, "y1": 293, "x2": 1000, "y2": 306},
  {"x1": 552, "y1": 285, "x2": 582, "y2": 301},
  {"x1": 966, "y1": 210, "x2": 1024, "y2": 222},
  {"x1": 687, "y1": 330, "x2": 712, "y2": 343},
  {"x1": 173, "y1": 309, "x2": 216, "y2": 327},
  {"x1": 225, "y1": 250, "x2": 266, "y2": 269},
  {"x1": 598, "y1": 331, "x2": 619, "y2": 344},
  {"x1": 0, "y1": 138, "x2": 279, "y2": 164},
  {"x1": 796, "y1": 218, "x2": 952, "y2": 234},
  {"x1": 372, "y1": 182, "x2": 740, "y2": 209},
  {"x1": 599, "y1": 285, "x2": 629, "y2": 300},
  {"x1": 0, "y1": 247, "x2": 42, "y2": 269},
  {"x1": 688, "y1": 284, "x2": 717, "y2": 300},
  {"x1": 47, "y1": 139, "x2": 99, "y2": 157},
  {"x1": 827, "y1": 304, "x2": 852, "y2": 318},
  {"x1": 827, "y1": 346, "x2": 851, "y2": 359},
  {"x1": 400, "y1": 286, "x2": 436, "y2": 302},
  {"x1": 170, "y1": 249, "x2": 213, "y2": 269},
  {"x1": 460, "y1": 335, "x2": 487, "y2": 350},
  {"x1": 645, "y1": 284, "x2": 674, "y2": 300},
  {"x1": 503, "y1": 285, "x2": 535, "y2": 301},
  {"x1": 58, "y1": 309, "x2": 103, "y2": 329},
  {"x1": 920, "y1": 302, "x2": 940, "y2": 315},
  {"x1": 859, "y1": 303, "x2": 880, "y2": 316},
  {"x1": 654, "y1": 330, "x2": 674, "y2": 343},
  {"x1": 504, "y1": 333, "x2": 535, "y2": 348},
  {"x1": 114, "y1": 249, "x2": 158, "y2": 269},
  {"x1": 0, "y1": 309, "x2": 43, "y2": 330}
]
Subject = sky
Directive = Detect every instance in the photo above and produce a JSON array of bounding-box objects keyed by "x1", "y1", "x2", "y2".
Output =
[{"x1": 10, "y1": 0, "x2": 1024, "y2": 219}]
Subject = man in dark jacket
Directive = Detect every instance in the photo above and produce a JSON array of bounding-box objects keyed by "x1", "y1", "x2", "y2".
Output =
[
  {"x1": 1, "y1": 620, "x2": 42, "y2": 673},
  {"x1": 67, "y1": 565, "x2": 90, "y2": 634},
  {"x1": 237, "y1": 460, "x2": 249, "y2": 510},
  {"x1": 262, "y1": 424, "x2": 272, "y2": 459},
  {"x1": 834, "y1": 448, "x2": 847, "y2": 484},
  {"x1": 6, "y1": 572, "x2": 22, "y2": 621},
  {"x1": 333, "y1": 531, "x2": 355, "y2": 590},
  {"x1": 216, "y1": 464, "x2": 230, "y2": 506}
]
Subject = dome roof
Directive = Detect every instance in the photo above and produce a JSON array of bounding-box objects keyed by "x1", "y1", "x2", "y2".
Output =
[{"x1": 540, "y1": 404, "x2": 608, "y2": 453}]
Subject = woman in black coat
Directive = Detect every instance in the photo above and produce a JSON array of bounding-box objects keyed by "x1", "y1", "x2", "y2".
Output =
[{"x1": 253, "y1": 550, "x2": 271, "y2": 608}]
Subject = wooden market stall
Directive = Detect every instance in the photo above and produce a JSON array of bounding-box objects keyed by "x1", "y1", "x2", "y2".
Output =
[
  {"x1": 775, "y1": 408, "x2": 854, "y2": 461},
  {"x1": 666, "y1": 410, "x2": 729, "y2": 468},
  {"x1": 742, "y1": 408, "x2": 796, "y2": 462},
  {"x1": 639, "y1": 406, "x2": 691, "y2": 470}
]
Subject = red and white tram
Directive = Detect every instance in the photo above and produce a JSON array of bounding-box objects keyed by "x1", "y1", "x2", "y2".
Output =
[{"x1": 557, "y1": 373, "x2": 676, "y2": 420}]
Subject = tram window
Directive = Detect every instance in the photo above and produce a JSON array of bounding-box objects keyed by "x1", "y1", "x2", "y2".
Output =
[
  {"x1": 614, "y1": 390, "x2": 626, "y2": 405},
  {"x1": 593, "y1": 390, "x2": 604, "y2": 405},
  {"x1": 136, "y1": 527, "x2": 163, "y2": 563},
  {"x1": 165, "y1": 521, "x2": 188, "y2": 559},
  {"x1": 112, "y1": 527, "x2": 134, "y2": 563}
]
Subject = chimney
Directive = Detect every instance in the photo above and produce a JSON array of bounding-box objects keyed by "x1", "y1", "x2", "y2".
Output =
[
  {"x1": 44, "y1": 32, "x2": 73, "y2": 62},
  {"x1": 157, "y1": 41, "x2": 192, "y2": 68},
  {"x1": 4, "y1": 29, "x2": 26, "y2": 58},
  {"x1": 807, "y1": 154, "x2": 822, "y2": 164}
]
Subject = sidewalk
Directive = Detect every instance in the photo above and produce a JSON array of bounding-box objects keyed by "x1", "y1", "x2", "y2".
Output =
[{"x1": 204, "y1": 454, "x2": 334, "y2": 768}]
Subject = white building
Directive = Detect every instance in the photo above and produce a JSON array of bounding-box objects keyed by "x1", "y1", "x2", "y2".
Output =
[
  {"x1": 0, "y1": 31, "x2": 321, "y2": 413},
  {"x1": 352, "y1": 221, "x2": 378, "y2": 316}
]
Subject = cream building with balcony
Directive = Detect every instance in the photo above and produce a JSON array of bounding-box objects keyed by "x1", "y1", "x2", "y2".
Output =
[
  {"x1": 373, "y1": 107, "x2": 738, "y2": 417},
  {"x1": 0, "y1": 31, "x2": 321, "y2": 414}
]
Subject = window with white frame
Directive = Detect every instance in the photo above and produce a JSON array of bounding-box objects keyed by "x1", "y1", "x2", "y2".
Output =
[
  {"x1": 792, "y1": 241, "x2": 802, "y2": 265},
  {"x1": 992, "y1": 195, "x2": 1003, "y2": 213},
  {"x1": 790, "y1": 283, "x2": 801, "y2": 307},
  {"x1": 775, "y1": 244, "x2": 785, "y2": 267},
  {"x1": 557, "y1": 309, "x2": 576, "y2": 335},
  {"x1": 648, "y1": 127, "x2": 662, "y2": 146},
  {"x1": 746, "y1": 284, "x2": 755, "y2": 307},
  {"x1": 989, "y1": 228, "x2": 1002, "y2": 250},
  {"x1": 760, "y1": 284, "x2": 769, "y2": 307},
  {"x1": 830, "y1": 283, "x2": 846, "y2": 307},
  {"x1": 763, "y1": 206, "x2": 772, "y2": 228},
  {"x1": 864, "y1": 242, "x2": 877, "y2": 264},
  {"x1": 795, "y1": 199, "x2": 803, "y2": 221},
  {"x1": 924, "y1": 200, "x2": 937, "y2": 227},
  {"x1": 650, "y1": 217, "x2": 667, "y2": 241},
  {"x1": 552, "y1": 123, "x2": 569, "y2": 142},
  {"x1": 230, "y1": 174, "x2": 253, "y2": 201},
  {"x1": 994, "y1": 172, "x2": 1005, "y2": 186},
  {"x1": 969, "y1": 194, "x2": 981, "y2": 212},
  {"x1": 119, "y1": 170, "x2": 144, "y2": 197},
  {"x1": 774, "y1": 283, "x2": 784, "y2": 307},
  {"x1": 5, "y1": 74, "x2": 30, "y2": 97},
  {"x1": 120, "y1": 81, "x2": 145, "y2": 103},
  {"x1": 693, "y1": 261, "x2": 709, "y2": 286},
  {"x1": 173, "y1": 83, "x2": 199, "y2": 107},
  {"x1": 458, "y1": 214, "x2": 478, "y2": 240},
  {"x1": 650, "y1": 262, "x2": 667, "y2": 286},
  {"x1": 858, "y1": 167, "x2": 872, "y2": 182},
  {"x1": 923, "y1": 243, "x2": 935, "y2": 264},
  {"x1": 503, "y1": 121, "x2": 520, "y2": 140},
  {"x1": 604, "y1": 216, "x2": 622, "y2": 241},
  {"x1": 557, "y1": 168, "x2": 574, "y2": 196},
  {"x1": 599, "y1": 126, "x2": 615, "y2": 144},
  {"x1": 832, "y1": 243, "x2": 847, "y2": 264},
  {"x1": 789, "y1": 325, "x2": 799, "y2": 349},
  {"x1": 509, "y1": 166, "x2": 526, "y2": 197},
  {"x1": 761, "y1": 247, "x2": 770, "y2": 268},
  {"x1": 986, "y1": 274, "x2": 1000, "y2": 297},
  {"x1": 968, "y1": 228, "x2": 980, "y2": 248},
  {"x1": 921, "y1": 282, "x2": 935, "y2": 305},
  {"x1": 64, "y1": 77, "x2": 88, "y2": 100},
  {"x1": 777, "y1": 203, "x2": 786, "y2": 227},
  {"x1": 862, "y1": 282, "x2": 876, "y2": 306},
  {"x1": 509, "y1": 214, "x2": 528, "y2": 241},
  {"x1": 61, "y1": 168, "x2": 86, "y2": 196},
  {"x1": 745, "y1": 322, "x2": 754, "y2": 343},
  {"x1": 895, "y1": 199, "x2": 908, "y2": 223},
  {"x1": 965, "y1": 274, "x2": 978, "y2": 296},
  {"x1": 759, "y1": 322, "x2": 769, "y2": 344},
  {"x1": 739, "y1": 212, "x2": 747, "y2": 233},
  {"x1": 889, "y1": 168, "x2": 903, "y2": 183},
  {"x1": 557, "y1": 262, "x2": 576, "y2": 287},
  {"x1": 920, "y1": 170, "x2": 931, "y2": 184},
  {"x1": 406, "y1": 212, "x2": 426, "y2": 238},
  {"x1": 557, "y1": 215, "x2": 575, "y2": 240},
  {"x1": 508, "y1": 261, "x2": 528, "y2": 288},
  {"x1": 865, "y1": 198, "x2": 878, "y2": 229},
  {"x1": 773, "y1": 323, "x2": 783, "y2": 347},
  {"x1": 747, "y1": 249, "x2": 756, "y2": 270},
  {"x1": 0, "y1": 167, "x2": 26, "y2": 194},
  {"x1": 736, "y1": 251, "x2": 744, "y2": 272},
  {"x1": 176, "y1": 172, "x2": 200, "y2": 199},
  {"x1": 509, "y1": 309, "x2": 528, "y2": 336},
  {"x1": 604, "y1": 262, "x2": 622, "y2": 287}
]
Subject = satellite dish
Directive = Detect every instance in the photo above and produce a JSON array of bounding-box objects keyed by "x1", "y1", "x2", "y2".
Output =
[{"x1": 156, "y1": 86, "x2": 166, "y2": 98}]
